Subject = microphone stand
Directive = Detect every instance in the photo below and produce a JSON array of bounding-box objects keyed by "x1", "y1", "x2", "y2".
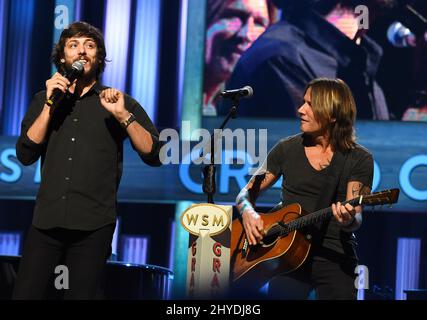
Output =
[{"x1": 202, "y1": 97, "x2": 240, "y2": 204}]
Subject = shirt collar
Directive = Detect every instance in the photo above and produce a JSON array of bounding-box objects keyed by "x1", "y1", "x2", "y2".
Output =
[
  {"x1": 70, "y1": 81, "x2": 105, "y2": 100},
  {"x1": 63, "y1": 81, "x2": 104, "y2": 104},
  {"x1": 88, "y1": 81, "x2": 104, "y2": 96}
]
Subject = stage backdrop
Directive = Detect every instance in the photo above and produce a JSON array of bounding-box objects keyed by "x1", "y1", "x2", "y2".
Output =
[{"x1": 0, "y1": 118, "x2": 426, "y2": 212}]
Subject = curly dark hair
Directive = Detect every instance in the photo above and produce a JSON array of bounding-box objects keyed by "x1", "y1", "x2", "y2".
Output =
[{"x1": 51, "y1": 21, "x2": 106, "y2": 79}]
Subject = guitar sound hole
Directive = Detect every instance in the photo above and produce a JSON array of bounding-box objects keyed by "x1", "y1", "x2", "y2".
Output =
[
  {"x1": 262, "y1": 233, "x2": 279, "y2": 246},
  {"x1": 261, "y1": 223, "x2": 284, "y2": 247}
]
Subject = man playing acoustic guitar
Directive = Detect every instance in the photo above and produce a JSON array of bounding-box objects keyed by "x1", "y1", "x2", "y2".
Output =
[{"x1": 236, "y1": 78, "x2": 373, "y2": 299}]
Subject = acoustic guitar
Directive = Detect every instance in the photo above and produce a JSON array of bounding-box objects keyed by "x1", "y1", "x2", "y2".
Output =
[{"x1": 230, "y1": 189, "x2": 400, "y2": 289}]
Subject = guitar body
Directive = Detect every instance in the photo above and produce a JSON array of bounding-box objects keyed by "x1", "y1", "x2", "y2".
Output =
[
  {"x1": 229, "y1": 188, "x2": 400, "y2": 291},
  {"x1": 230, "y1": 203, "x2": 312, "y2": 290}
]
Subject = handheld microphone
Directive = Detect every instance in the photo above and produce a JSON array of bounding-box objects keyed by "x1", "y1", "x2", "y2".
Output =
[
  {"x1": 46, "y1": 60, "x2": 85, "y2": 107},
  {"x1": 220, "y1": 86, "x2": 253, "y2": 99}
]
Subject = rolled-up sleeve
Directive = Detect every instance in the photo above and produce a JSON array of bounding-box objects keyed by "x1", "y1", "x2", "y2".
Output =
[
  {"x1": 16, "y1": 92, "x2": 46, "y2": 166},
  {"x1": 128, "y1": 99, "x2": 163, "y2": 167}
]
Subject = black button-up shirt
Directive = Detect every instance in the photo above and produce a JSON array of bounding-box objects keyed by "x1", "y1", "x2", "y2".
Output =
[{"x1": 16, "y1": 82, "x2": 161, "y2": 230}]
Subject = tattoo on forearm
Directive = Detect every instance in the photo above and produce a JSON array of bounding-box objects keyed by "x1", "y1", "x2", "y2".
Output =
[
  {"x1": 236, "y1": 189, "x2": 255, "y2": 216},
  {"x1": 237, "y1": 171, "x2": 276, "y2": 216},
  {"x1": 248, "y1": 173, "x2": 265, "y2": 201},
  {"x1": 352, "y1": 183, "x2": 361, "y2": 197},
  {"x1": 352, "y1": 183, "x2": 371, "y2": 197}
]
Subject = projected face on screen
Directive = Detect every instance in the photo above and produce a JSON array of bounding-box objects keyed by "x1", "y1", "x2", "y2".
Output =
[{"x1": 203, "y1": 0, "x2": 271, "y2": 116}]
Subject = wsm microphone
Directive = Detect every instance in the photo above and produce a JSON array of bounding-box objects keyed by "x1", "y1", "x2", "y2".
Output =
[
  {"x1": 220, "y1": 85, "x2": 253, "y2": 99},
  {"x1": 46, "y1": 60, "x2": 85, "y2": 107}
]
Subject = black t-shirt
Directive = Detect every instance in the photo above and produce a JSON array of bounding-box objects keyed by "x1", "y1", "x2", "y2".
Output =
[{"x1": 266, "y1": 134, "x2": 373, "y2": 259}]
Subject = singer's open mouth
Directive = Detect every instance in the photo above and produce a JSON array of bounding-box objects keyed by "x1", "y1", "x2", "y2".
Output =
[{"x1": 75, "y1": 58, "x2": 88, "y2": 65}]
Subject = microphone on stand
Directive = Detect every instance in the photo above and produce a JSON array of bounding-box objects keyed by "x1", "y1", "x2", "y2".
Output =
[
  {"x1": 202, "y1": 85, "x2": 253, "y2": 203},
  {"x1": 220, "y1": 86, "x2": 253, "y2": 99}
]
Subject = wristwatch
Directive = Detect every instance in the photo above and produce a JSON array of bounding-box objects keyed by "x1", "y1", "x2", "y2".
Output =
[{"x1": 121, "y1": 113, "x2": 136, "y2": 128}]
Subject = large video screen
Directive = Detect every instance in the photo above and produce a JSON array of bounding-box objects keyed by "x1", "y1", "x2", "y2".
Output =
[{"x1": 202, "y1": 0, "x2": 427, "y2": 121}]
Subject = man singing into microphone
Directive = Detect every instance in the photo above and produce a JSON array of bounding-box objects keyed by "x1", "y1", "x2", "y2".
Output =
[{"x1": 13, "y1": 21, "x2": 162, "y2": 299}]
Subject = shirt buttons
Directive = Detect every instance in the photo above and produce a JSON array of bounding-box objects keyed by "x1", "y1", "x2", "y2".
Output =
[{"x1": 71, "y1": 138, "x2": 75, "y2": 142}]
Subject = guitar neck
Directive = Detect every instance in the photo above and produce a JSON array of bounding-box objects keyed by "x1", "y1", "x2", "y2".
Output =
[
  {"x1": 265, "y1": 189, "x2": 398, "y2": 241},
  {"x1": 287, "y1": 197, "x2": 362, "y2": 232}
]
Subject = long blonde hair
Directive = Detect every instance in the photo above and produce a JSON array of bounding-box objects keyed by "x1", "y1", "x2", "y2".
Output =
[{"x1": 305, "y1": 78, "x2": 357, "y2": 152}]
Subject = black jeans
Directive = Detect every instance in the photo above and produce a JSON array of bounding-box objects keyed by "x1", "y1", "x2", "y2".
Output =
[
  {"x1": 268, "y1": 254, "x2": 358, "y2": 300},
  {"x1": 12, "y1": 224, "x2": 115, "y2": 300}
]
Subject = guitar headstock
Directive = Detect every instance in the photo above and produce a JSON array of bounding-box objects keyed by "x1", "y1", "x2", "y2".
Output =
[{"x1": 360, "y1": 189, "x2": 400, "y2": 207}]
